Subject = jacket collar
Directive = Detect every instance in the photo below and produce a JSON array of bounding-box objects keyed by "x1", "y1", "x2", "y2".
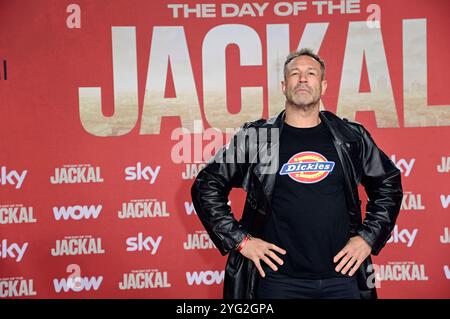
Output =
[
  {"x1": 319, "y1": 110, "x2": 359, "y2": 144},
  {"x1": 265, "y1": 109, "x2": 359, "y2": 143}
]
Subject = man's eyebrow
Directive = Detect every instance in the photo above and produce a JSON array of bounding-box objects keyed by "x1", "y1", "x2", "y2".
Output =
[{"x1": 288, "y1": 66, "x2": 319, "y2": 73}]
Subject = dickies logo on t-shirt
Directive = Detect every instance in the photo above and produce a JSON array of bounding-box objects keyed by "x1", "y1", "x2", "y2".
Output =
[{"x1": 279, "y1": 151, "x2": 335, "y2": 184}]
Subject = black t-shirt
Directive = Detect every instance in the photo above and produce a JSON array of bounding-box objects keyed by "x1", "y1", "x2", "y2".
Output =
[{"x1": 262, "y1": 121, "x2": 350, "y2": 279}]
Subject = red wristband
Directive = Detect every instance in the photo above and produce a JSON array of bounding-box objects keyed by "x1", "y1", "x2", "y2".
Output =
[{"x1": 237, "y1": 236, "x2": 249, "y2": 252}]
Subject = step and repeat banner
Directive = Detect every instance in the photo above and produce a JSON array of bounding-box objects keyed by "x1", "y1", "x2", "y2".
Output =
[{"x1": 0, "y1": 0, "x2": 449, "y2": 299}]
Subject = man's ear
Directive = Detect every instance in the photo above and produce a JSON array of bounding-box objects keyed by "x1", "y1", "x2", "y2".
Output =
[
  {"x1": 321, "y1": 80, "x2": 327, "y2": 96},
  {"x1": 281, "y1": 80, "x2": 286, "y2": 95}
]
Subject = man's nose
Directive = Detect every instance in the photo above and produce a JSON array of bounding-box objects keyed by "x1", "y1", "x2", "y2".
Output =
[{"x1": 298, "y1": 72, "x2": 307, "y2": 83}]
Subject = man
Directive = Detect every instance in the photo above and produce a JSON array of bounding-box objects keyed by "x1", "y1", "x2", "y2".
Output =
[{"x1": 191, "y1": 48, "x2": 403, "y2": 299}]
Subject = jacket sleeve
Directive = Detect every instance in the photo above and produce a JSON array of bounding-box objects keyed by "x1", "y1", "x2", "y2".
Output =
[
  {"x1": 356, "y1": 125, "x2": 403, "y2": 255},
  {"x1": 191, "y1": 126, "x2": 250, "y2": 256}
]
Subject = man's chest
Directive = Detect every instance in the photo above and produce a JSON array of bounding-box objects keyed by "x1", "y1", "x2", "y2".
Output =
[{"x1": 276, "y1": 134, "x2": 344, "y2": 190}]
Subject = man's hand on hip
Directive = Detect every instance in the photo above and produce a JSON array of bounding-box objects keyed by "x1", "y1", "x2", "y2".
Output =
[
  {"x1": 239, "y1": 237, "x2": 286, "y2": 278},
  {"x1": 334, "y1": 235, "x2": 372, "y2": 276}
]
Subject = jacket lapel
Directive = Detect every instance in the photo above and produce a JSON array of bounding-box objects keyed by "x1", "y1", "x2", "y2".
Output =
[
  {"x1": 252, "y1": 110, "x2": 285, "y2": 205},
  {"x1": 320, "y1": 111, "x2": 362, "y2": 227}
]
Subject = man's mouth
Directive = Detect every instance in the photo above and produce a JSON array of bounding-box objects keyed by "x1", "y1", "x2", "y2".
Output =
[{"x1": 295, "y1": 87, "x2": 310, "y2": 93}]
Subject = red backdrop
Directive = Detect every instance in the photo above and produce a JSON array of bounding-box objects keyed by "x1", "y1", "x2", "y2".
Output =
[{"x1": 0, "y1": 0, "x2": 449, "y2": 298}]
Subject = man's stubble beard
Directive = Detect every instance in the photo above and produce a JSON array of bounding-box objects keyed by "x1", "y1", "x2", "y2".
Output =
[
  {"x1": 289, "y1": 101, "x2": 317, "y2": 111},
  {"x1": 285, "y1": 86, "x2": 322, "y2": 111}
]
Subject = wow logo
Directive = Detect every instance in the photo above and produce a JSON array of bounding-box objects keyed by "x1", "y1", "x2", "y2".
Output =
[{"x1": 279, "y1": 151, "x2": 335, "y2": 184}]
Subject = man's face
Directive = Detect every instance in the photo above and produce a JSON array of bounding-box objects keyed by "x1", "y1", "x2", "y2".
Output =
[{"x1": 282, "y1": 55, "x2": 327, "y2": 108}]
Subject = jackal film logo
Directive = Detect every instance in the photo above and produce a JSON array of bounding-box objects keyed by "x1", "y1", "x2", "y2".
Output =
[
  {"x1": 50, "y1": 164, "x2": 103, "y2": 184},
  {"x1": 0, "y1": 205, "x2": 36, "y2": 224},
  {"x1": 0, "y1": 277, "x2": 36, "y2": 298}
]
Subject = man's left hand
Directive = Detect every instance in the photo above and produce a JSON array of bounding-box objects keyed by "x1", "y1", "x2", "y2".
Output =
[{"x1": 333, "y1": 236, "x2": 372, "y2": 276}]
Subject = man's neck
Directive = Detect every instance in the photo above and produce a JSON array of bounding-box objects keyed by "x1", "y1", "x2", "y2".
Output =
[{"x1": 284, "y1": 103, "x2": 321, "y2": 128}]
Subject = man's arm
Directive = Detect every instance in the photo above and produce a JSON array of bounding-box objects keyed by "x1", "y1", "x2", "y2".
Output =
[
  {"x1": 356, "y1": 125, "x2": 403, "y2": 255},
  {"x1": 191, "y1": 127, "x2": 249, "y2": 256},
  {"x1": 191, "y1": 123, "x2": 287, "y2": 277},
  {"x1": 334, "y1": 124, "x2": 403, "y2": 276}
]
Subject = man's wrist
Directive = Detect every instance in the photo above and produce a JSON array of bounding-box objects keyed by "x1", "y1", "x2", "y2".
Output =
[{"x1": 235, "y1": 234, "x2": 253, "y2": 251}]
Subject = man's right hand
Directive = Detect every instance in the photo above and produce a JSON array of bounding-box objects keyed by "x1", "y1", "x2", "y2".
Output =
[{"x1": 239, "y1": 237, "x2": 287, "y2": 278}]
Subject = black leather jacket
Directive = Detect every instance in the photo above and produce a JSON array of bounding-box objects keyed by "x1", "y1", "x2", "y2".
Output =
[{"x1": 191, "y1": 110, "x2": 403, "y2": 299}]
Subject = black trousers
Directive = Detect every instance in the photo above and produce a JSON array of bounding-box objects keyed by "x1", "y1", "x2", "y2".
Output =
[{"x1": 256, "y1": 271, "x2": 361, "y2": 299}]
